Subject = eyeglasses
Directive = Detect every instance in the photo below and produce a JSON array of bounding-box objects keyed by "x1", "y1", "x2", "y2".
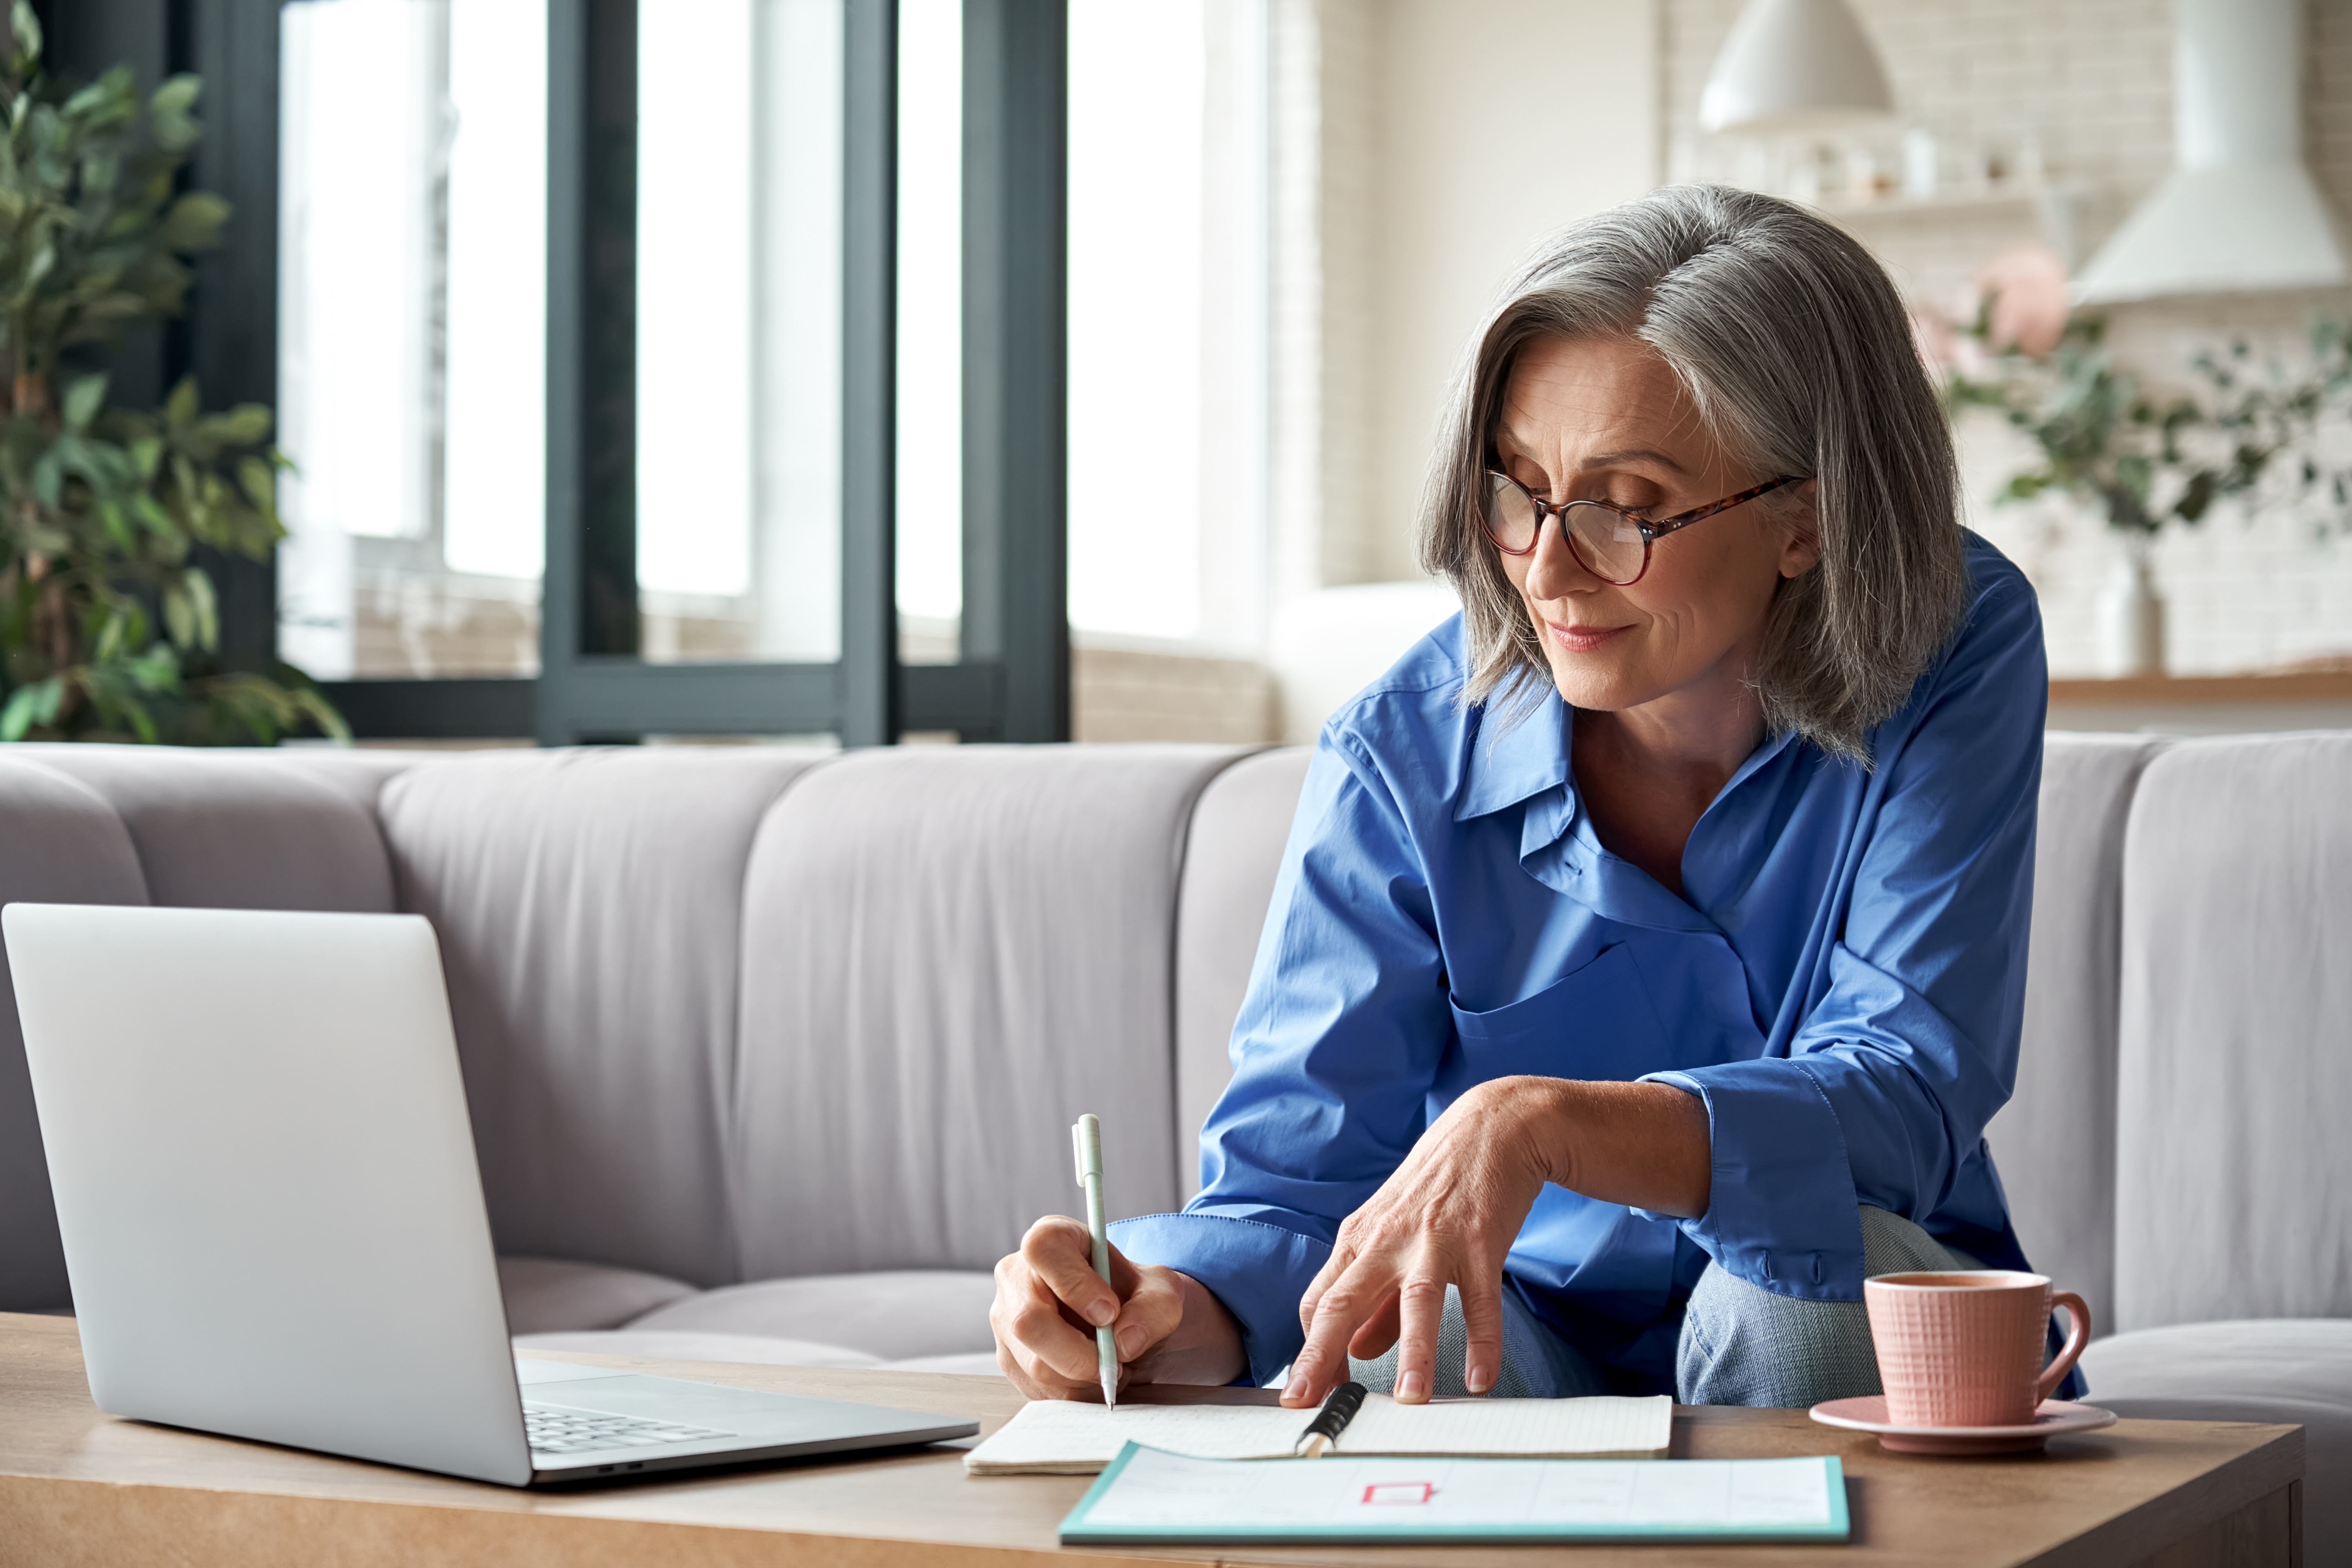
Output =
[{"x1": 1481, "y1": 470, "x2": 1804, "y2": 586}]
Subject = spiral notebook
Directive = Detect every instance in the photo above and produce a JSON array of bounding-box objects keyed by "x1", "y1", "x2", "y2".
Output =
[
  {"x1": 1057, "y1": 1445, "x2": 1849, "y2": 1546},
  {"x1": 963, "y1": 1389, "x2": 1673, "y2": 1475}
]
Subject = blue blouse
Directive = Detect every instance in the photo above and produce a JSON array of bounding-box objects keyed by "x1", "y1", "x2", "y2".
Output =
[{"x1": 1113, "y1": 534, "x2": 2049, "y2": 1393}]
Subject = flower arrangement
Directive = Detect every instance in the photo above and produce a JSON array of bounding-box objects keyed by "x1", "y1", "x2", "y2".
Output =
[{"x1": 1935, "y1": 245, "x2": 2352, "y2": 546}]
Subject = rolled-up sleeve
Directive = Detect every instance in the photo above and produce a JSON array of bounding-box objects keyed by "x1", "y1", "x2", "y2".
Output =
[
  {"x1": 1114, "y1": 732, "x2": 1453, "y2": 1386},
  {"x1": 1643, "y1": 569, "x2": 2047, "y2": 1300}
]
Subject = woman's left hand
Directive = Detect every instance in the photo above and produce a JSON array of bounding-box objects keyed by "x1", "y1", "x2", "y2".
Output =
[
  {"x1": 1281, "y1": 1075, "x2": 1712, "y2": 1409},
  {"x1": 1281, "y1": 1076, "x2": 1558, "y2": 1407}
]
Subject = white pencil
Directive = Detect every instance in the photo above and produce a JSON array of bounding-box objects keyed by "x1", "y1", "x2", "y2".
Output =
[{"x1": 1072, "y1": 1114, "x2": 1119, "y2": 1408}]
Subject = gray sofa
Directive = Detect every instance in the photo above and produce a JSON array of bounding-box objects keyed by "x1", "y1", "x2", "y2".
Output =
[{"x1": 0, "y1": 734, "x2": 2343, "y2": 1547}]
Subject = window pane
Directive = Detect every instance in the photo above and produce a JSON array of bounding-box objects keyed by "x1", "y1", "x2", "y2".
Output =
[
  {"x1": 636, "y1": 0, "x2": 844, "y2": 664},
  {"x1": 443, "y1": 0, "x2": 549, "y2": 582},
  {"x1": 1065, "y1": 0, "x2": 1271, "y2": 653},
  {"x1": 277, "y1": 0, "x2": 547, "y2": 680},
  {"x1": 1067, "y1": 0, "x2": 1206, "y2": 643},
  {"x1": 896, "y1": 0, "x2": 962, "y2": 662}
]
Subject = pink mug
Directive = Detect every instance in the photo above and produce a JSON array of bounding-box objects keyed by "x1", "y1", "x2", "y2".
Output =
[{"x1": 1863, "y1": 1271, "x2": 2090, "y2": 1428}]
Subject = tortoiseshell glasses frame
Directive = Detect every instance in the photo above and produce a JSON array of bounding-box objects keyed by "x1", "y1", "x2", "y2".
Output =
[{"x1": 1481, "y1": 469, "x2": 1804, "y2": 586}]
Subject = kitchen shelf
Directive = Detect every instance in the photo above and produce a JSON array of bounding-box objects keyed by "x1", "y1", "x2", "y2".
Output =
[
  {"x1": 2048, "y1": 672, "x2": 2352, "y2": 704},
  {"x1": 1811, "y1": 183, "x2": 2084, "y2": 221}
]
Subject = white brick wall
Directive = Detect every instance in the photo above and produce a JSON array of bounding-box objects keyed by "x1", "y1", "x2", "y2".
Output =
[{"x1": 1665, "y1": 0, "x2": 2352, "y2": 674}]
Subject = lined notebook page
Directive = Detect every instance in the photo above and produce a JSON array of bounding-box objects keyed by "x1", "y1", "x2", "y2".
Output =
[
  {"x1": 1341, "y1": 1394, "x2": 1671, "y2": 1459},
  {"x1": 965, "y1": 1394, "x2": 1673, "y2": 1475}
]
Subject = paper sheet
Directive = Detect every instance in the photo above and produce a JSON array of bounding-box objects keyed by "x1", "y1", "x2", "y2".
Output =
[
  {"x1": 965, "y1": 1402, "x2": 1320, "y2": 1472},
  {"x1": 963, "y1": 1392, "x2": 1672, "y2": 1474},
  {"x1": 1062, "y1": 1447, "x2": 1846, "y2": 1542}
]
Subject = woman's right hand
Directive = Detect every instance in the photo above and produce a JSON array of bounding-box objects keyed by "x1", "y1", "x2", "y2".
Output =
[{"x1": 990, "y1": 1215, "x2": 1249, "y2": 1399}]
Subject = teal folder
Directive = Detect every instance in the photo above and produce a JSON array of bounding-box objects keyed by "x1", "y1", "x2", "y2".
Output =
[{"x1": 1057, "y1": 1442, "x2": 1851, "y2": 1546}]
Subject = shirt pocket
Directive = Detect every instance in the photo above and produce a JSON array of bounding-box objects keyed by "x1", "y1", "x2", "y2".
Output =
[{"x1": 1436, "y1": 942, "x2": 1675, "y2": 1099}]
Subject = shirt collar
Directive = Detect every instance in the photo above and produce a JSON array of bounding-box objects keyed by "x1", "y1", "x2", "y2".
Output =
[{"x1": 1454, "y1": 683, "x2": 1570, "y2": 822}]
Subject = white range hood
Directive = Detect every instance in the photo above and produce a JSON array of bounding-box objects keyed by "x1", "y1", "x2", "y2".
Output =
[{"x1": 2075, "y1": 0, "x2": 2348, "y2": 303}]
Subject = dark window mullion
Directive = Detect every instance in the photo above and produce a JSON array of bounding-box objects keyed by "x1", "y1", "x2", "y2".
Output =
[
  {"x1": 960, "y1": 0, "x2": 1067, "y2": 744},
  {"x1": 188, "y1": 0, "x2": 281, "y2": 678},
  {"x1": 839, "y1": 0, "x2": 899, "y2": 747}
]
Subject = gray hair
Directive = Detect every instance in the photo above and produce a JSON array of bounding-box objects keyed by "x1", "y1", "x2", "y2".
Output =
[{"x1": 1417, "y1": 184, "x2": 1966, "y2": 763}]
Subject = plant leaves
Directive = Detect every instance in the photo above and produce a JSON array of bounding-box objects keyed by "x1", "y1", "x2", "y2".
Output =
[
  {"x1": 162, "y1": 583, "x2": 193, "y2": 650},
  {"x1": 11, "y1": 1, "x2": 42, "y2": 73},
  {"x1": 0, "y1": 676, "x2": 60, "y2": 741},
  {"x1": 185, "y1": 565, "x2": 218, "y2": 651},
  {"x1": 158, "y1": 191, "x2": 229, "y2": 252},
  {"x1": 148, "y1": 74, "x2": 202, "y2": 152},
  {"x1": 61, "y1": 372, "x2": 108, "y2": 434},
  {"x1": 163, "y1": 377, "x2": 200, "y2": 429},
  {"x1": 202, "y1": 404, "x2": 272, "y2": 447}
]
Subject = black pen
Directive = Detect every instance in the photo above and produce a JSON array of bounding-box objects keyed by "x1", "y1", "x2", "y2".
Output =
[{"x1": 1293, "y1": 1379, "x2": 1367, "y2": 1458}]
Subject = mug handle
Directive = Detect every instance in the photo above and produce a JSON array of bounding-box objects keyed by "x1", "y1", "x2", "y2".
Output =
[{"x1": 2035, "y1": 1290, "x2": 2092, "y2": 1404}]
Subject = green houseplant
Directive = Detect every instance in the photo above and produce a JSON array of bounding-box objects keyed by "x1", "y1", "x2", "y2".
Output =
[{"x1": 0, "y1": 3, "x2": 344, "y2": 744}]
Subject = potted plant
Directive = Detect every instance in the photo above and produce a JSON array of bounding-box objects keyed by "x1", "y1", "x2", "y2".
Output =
[
  {"x1": 1942, "y1": 263, "x2": 2352, "y2": 678},
  {"x1": 0, "y1": 3, "x2": 344, "y2": 743}
]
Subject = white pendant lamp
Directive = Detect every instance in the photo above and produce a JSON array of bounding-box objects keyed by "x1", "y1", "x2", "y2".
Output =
[
  {"x1": 1698, "y1": 0, "x2": 1895, "y2": 137},
  {"x1": 2074, "y1": 0, "x2": 2347, "y2": 303}
]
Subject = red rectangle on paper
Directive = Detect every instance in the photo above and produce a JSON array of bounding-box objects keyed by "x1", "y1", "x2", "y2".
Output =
[{"x1": 1361, "y1": 1481, "x2": 1434, "y2": 1506}]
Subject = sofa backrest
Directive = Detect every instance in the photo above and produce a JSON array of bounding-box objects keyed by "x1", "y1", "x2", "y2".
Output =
[
  {"x1": 377, "y1": 747, "x2": 827, "y2": 1288},
  {"x1": 0, "y1": 757, "x2": 151, "y2": 1309},
  {"x1": 0, "y1": 745, "x2": 421, "y2": 1310},
  {"x1": 2112, "y1": 732, "x2": 2352, "y2": 1332},
  {"x1": 16, "y1": 744, "x2": 403, "y2": 912},
  {"x1": 1984, "y1": 732, "x2": 2166, "y2": 1335},
  {"x1": 730, "y1": 744, "x2": 1246, "y2": 1278},
  {"x1": 0, "y1": 742, "x2": 1263, "y2": 1305},
  {"x1": 1172, "y1": 746, "x2": 1315, "y2": 1201},
  {"x1": 1, "y1": 727, "x2": 2334, "y2": 1334}
]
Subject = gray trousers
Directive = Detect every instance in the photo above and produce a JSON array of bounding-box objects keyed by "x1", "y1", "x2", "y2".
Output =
[{"x1": 1348, "y1": 1205, "x2": 1978, "y2": 1406}]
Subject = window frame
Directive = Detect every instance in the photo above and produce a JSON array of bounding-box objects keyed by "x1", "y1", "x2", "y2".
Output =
[{"x1": 46, "y1": 0, "x2": 1070, "y2": 746}]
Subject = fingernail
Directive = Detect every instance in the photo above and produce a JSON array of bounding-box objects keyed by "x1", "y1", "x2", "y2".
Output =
[
  {"x1": 1086, "y1": 1300, "x2": 1116, "y2": 1327},
  {"x1": 1118, "y1": 1324, "x2": 1146, "y2": 1358},
  {"x1": 1396, "y1": 1371, "x2": 1427, "y2": 1401},
  {"x1": 1466, "y1": 1364, "x2": 1493, "y2": 1394}
]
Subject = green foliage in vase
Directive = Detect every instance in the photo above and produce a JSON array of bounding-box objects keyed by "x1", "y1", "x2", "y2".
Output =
[
  {"x1": 1946, "y1": 307, "x2": 2352, "y2": 542},
  {"x1": 0, "y1": 2, "x2": 344, "y2": 744}
]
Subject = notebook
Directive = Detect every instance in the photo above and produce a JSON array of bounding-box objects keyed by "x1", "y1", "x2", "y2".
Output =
[
  {"x1": 1057, "y1": 1443, "x2": 1850, "y2": 1545},
  {"x1": 964, "y1": 1391, "x2": 1673, "y2": 1475}
]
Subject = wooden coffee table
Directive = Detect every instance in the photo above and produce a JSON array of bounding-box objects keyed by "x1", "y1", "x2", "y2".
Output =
[{"x1": 0, "y1": 1313, "x2": 2301, "y2": 1566}]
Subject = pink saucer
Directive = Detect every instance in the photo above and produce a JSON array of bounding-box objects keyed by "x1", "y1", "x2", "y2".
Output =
[{"x1": 1808, "y1": 1396, "x2": 2118, "y2": 1455}]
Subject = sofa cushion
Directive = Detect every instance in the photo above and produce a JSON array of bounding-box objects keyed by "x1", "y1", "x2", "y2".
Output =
[
  {"x1": 15, "y1": 744, "x2": 397, "y2": 912},
  {"x1": 496, "y1": 1256, "x2": 697, "y2": 1333},
  {"x1": 0, "y1": 756, "x2": 149, "y2": 1311},
  {"x1": 513, "y1": 1330, "x2": 885, "y2": 1368},
  {"x1": 1172, "y1": 746, "x2": 1311, "y2": 1202},
  {"x1": 730, "y1": 744, "x2": 1250, "y2": 1281},
  {"x1": 622, "y1": 1270, "x2": 998, "y2": 1361},
  {"x1": 2079, "y1": 1319, "x2": 2352, "y2": 1559},
  {"x1": 2114, "y1": 733, "x2": 2352, "y2": 1330},
  {"x1": 1984, "y1": 733, "x2": 2164, "y2": 1334},
  {"x1": 379, "y1": 748, "x2": 829, "y2": 1287}
]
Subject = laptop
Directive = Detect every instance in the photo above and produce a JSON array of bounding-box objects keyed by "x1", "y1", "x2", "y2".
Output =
[{"x1": 2, "y1": 902, "x2": 979, "y2": 1486}]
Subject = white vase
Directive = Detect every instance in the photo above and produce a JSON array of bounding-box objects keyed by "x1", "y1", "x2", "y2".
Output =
[{"x1": 2094, "y1": 540, "x2": 2165, "y2": 678}]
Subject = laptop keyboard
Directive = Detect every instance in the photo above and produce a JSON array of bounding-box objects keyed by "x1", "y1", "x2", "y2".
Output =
[{"x1": 525, "y1": 1401, "x2": 737, "y2": 1456}]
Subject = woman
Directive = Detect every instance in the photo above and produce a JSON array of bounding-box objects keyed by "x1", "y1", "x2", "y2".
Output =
[{"x1": 992, "y1": 185, "x2": 2056, "y2": 1410}]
